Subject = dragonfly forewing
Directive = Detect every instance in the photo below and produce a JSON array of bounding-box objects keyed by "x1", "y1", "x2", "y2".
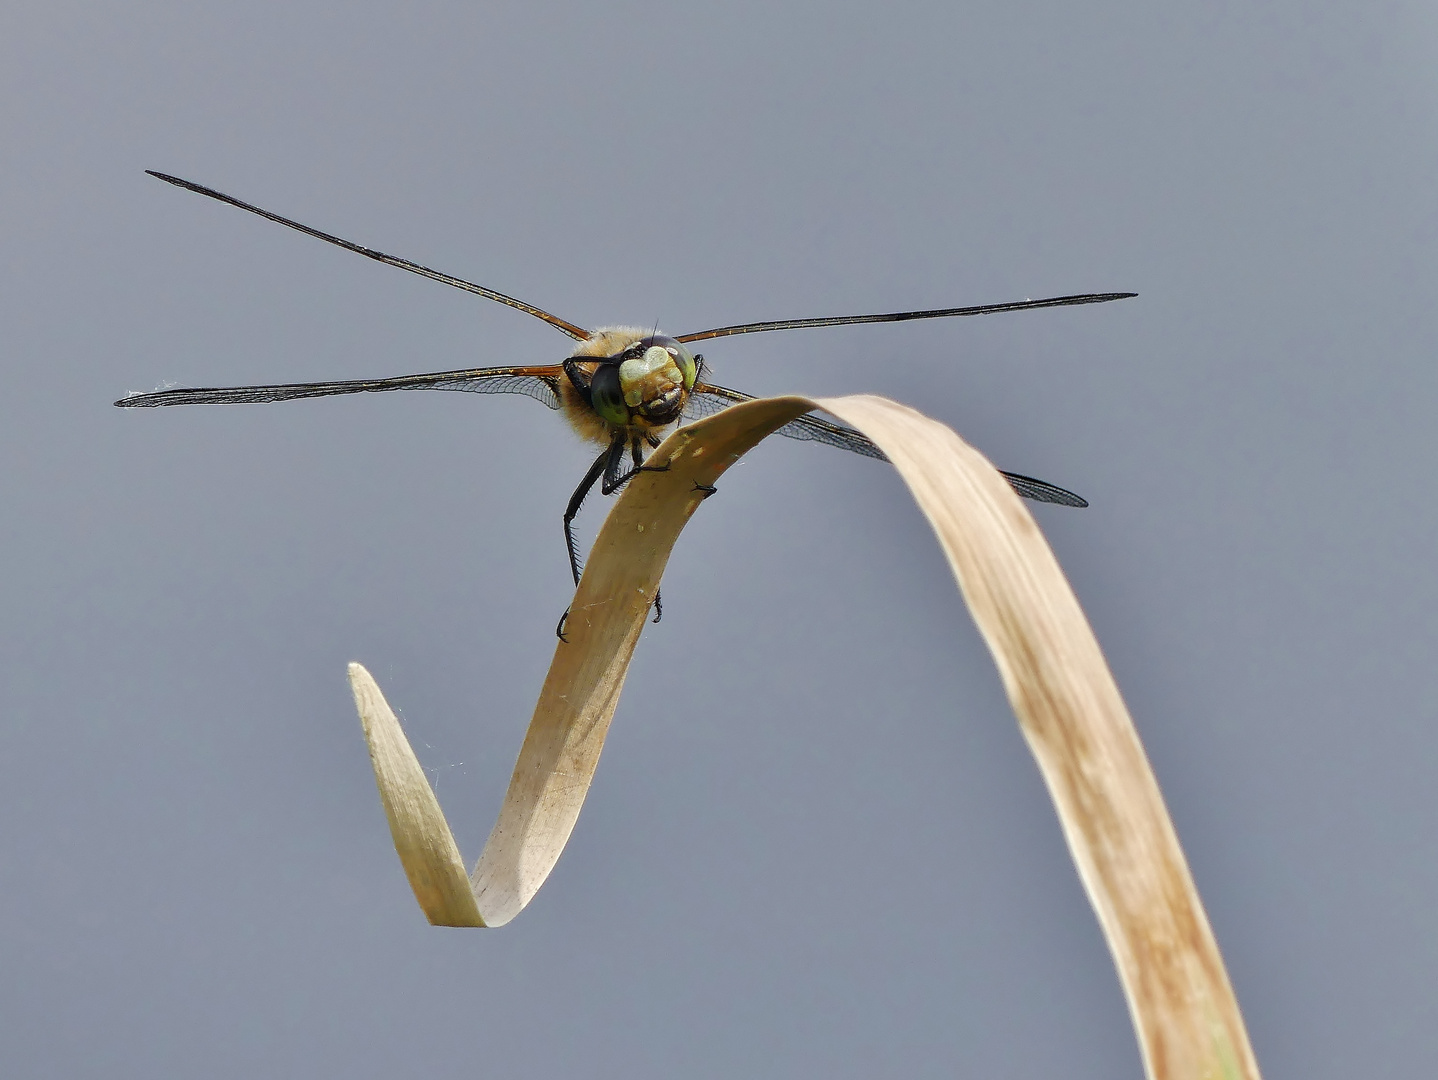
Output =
[
  {"x1": 116, "y1": 366, "x2": 564, "y2": 410},
  {"x1": 685, "y1": 382, "x2": 1087, "y2": 506}
]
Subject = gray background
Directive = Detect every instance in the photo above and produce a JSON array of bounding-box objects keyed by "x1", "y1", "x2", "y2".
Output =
[{"x1": 2, "y1": 2, "x2": 1435, "y2": 1076}]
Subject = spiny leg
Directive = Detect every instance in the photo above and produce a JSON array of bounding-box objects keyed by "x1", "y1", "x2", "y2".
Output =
[
  {"x1": 599, "y1": 436, "x2": 633, "y2": 495},
  {"x1": 557, "y1": 437, "x2": 630, "y2": 641},
  {"x1": 557, "y1": 442, "x2": 622, "y2": 642},
  {"x1": 560, "y1": 435, "x2": 670, "y2": 639},
  {"x1": 564, "y1": 440, "x2": 620, "y2": 587},
  {"x1": 594, "y1": 436, "x2": 670, "y2": 624},
  {"x1": 592, "y1": 434, "x2": 678, "y2": 502},
  {"x1": 600, "y1": 436, "x2": 667, "y2": 495}
]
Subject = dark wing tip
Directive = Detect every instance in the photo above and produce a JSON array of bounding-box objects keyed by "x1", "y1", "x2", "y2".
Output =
[{"x1": 1000, "y1": 471, "x2": 1090, "y2": 508}]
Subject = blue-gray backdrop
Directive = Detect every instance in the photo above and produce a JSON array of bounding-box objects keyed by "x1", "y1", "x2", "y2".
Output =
[{"x1": 3, "y1": 2, "x2": 1435, "y2": 1076}]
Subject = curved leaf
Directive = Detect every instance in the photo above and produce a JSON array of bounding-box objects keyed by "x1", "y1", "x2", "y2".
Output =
[{"x1": 349, "y1": 393, "x2": 1259, "y2": 1080}]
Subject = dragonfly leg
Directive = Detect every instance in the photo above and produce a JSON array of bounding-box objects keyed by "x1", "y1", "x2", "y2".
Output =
[
  {"x1": 599, "y1": 437, "x2": 633, "y2": 495},
  {"x1": 635, "y1": 433, "x2": 671, "y2": 475},
  {"x1": 558, "y1": 437, "x2": 632, "y2": 640},
  {"x1": 602, "y1": 436, "x2": 668, "y2": 494},
  {"x1": 693, "y1": 481, "x2": 717, "y2": 498},
  {"x1": 566, "y1": 438, "x2": 670, "y2": 633},
  {"x1": 564, "y1": 442, "x2": 618, "y2": 586},
  {"x1": 561, "y1": 357, "x2": 594, "y2": 406},
  {"x1": 636, "y1": 434, "x2": 670, "y2": 473}
]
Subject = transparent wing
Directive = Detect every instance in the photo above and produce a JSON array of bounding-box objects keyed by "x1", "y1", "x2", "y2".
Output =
[
  {"x1": 676, "y1": 292, "x2": 1136, "y2": 343},
  {"x1": 147, "y1": 172, "x2": 590, "y2": 340},
  {"x1": 115, "y1": 365, "x2": 564, "y2": 409},
  {"x1": 985, "y1": 471, "x2": 1087, "y2": 507},
  {"x1": 686, "y1": 382, "x2": 1087, "y2": 507},
  {"x1": 435, "y1": 371, "x2": 562, "y2": 409},
  {"x1": 687, "y1": 382, "x2": 887, "y2": 459}
]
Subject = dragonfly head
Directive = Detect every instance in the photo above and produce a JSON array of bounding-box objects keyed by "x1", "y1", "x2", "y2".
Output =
[{"x1": 588, "y1": 334, "x2": 697, "y2": 428}]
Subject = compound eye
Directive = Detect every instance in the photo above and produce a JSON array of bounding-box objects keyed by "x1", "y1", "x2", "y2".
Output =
[
  {"x1": 588, "y1": 364, "x2": 630, "y2": 426},
  {"x1": 670, "y1": 341, "x2": 697, "y2": 389}
]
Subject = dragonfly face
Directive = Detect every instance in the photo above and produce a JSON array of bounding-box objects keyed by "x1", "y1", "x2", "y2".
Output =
[
  {"x1": 120, "y1": 172, "x2": 1135, "y2": 631},
  {"x1": 564, "y1": 331, "x2": 700, "y2": 440}
]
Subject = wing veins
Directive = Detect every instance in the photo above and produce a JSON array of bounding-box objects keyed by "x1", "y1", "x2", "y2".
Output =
[
  {"x1": 115, "y1": 365, "x2": 563, "y2": 409},
  {"x1": 147, "y1": 171, "x2": 590, "y2": 340},
  {"x1": 688, "y1": 383, "x2": 1087, "y2": 506},
  {"x1": 676, "y1": 292, "x2": 1136, "y2": 343}
]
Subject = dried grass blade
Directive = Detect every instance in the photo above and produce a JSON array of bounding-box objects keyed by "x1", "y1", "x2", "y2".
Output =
[
  {"x1": 349, "y1": 391, "x2": 1259, "y2": 1080},
  {"x1": 348, "y1": 663, "x2": 484, "y2": 926},
  {"x1": 814, "y1": 394, "x2": 1258, "y2": 1080},
  {"x1": 351, "y1": 396, "x2": 813, "y2": 927}
]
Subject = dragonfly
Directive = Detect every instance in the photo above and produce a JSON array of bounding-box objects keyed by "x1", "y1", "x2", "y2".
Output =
[{"x1": 118, "y1": 172, "x2": 1134, "y2": 630}]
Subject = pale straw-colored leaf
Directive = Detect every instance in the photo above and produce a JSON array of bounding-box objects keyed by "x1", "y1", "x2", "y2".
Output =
[
  {"x1": 350, "y1": 393, "x2": 1259, "y2": 1080},
  {"x1": 349, "y1": 665, "x2": 484, "y2": 925}
]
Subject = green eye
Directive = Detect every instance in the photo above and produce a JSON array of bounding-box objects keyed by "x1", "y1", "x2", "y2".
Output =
[
  {"x1": 589, "y1": 365, "x2": 629, "y2": 426},
  {"x1": 671, "y1": 341, "x2": 697, "y2": 389}
]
